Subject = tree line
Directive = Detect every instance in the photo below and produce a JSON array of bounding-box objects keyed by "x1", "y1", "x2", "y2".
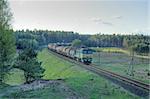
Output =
[{"x1": 15, "y1": 30, "x2": 149, "y2": 54}]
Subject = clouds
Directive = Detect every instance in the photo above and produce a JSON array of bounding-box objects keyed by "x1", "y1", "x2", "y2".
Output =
[
  {"x1": 91, "y1": 15, "x2": 123, "y2": 26},
  {"x1": 92, "y1": 17, "x2": 113, "y2": 26},
  {"x1": 9, "y1": 0, "x2": 147, "y2": 34},
  {"x1": 102, "y1": 22, "x2": 113, "y2": 26},
  {"x1": 113, "y1": 16, "x2": 122, "y2": 19}
]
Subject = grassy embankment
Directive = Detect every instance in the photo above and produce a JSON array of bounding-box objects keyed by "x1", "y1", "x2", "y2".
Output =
[
  {"x1": 1, "y1": 49, "x2": 139, "y2": 99},
  {"x1": 37, "y1": 49, "x2": 138, "y2": 99}
]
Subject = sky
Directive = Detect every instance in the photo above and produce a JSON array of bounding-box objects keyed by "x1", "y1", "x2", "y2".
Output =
[{"x1": 9, "y1": 0, "x2": 149, "y2": 35}]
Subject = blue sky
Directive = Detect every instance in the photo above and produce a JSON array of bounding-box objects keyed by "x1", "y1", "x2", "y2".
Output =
[{"x1": 9, "y1": 0, "x2": 149, "y2": 35}]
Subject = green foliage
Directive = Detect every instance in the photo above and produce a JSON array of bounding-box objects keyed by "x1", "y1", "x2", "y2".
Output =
[
  {"x1": 0, "y1": 0, "x2": 12, "y2": 28},
  {"x1": 71, "y1": 39, "x2": 82, "y2": 47},
  {"x1": 15, "y1": 48, "x2": 45, "y2": 83},
  {"x1": 15, "y1": 29, "x2": 149, "y2": 54},
  {"x1": 123, "y1": 35, "x2": 149, "y2": 54},
  {"x1": 15, "y1": 30, "x2": 81, "y2": 48},
  {"x1": 4, "y1": 68, "x2": 25, "y2": 85},
  {"x1": 134, "y1": 43, "x2": 149, "y2": 54},
  {"x1": 16, "y1": 39, "x2": 38, "y2": 49},
  {"x1": 86, "y1": 34, "x2": 123, "y2": 47},
  {"x1": 0, "y1": 0, "x2": 16, "y2": 83}
]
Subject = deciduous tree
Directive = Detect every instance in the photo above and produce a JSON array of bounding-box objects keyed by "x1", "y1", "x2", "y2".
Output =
[{"x1": 0, "y1": 0, "x2": 16, "y2": 83}]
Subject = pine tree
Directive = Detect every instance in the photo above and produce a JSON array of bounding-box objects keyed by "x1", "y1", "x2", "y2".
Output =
[
  {"x1": 0, "y1": 0, "x2": 16, "y2": 83},
  {"x1": 15, "y1": 48, "x2": 45, "y2": 83}
]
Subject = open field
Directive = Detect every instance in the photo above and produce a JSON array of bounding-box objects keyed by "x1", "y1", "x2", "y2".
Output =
[
  {"x1": 92, "y1": 47, "x2": 150, "y2": 59},
  {"x1": 93, "y1": 52, "x2": 150, "y2": 84},
  {"x1": 0, "y1": 49, "x2": 140, "y2": 98}
]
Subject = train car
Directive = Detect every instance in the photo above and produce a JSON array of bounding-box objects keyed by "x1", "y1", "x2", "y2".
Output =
[
  {"x1": 65, "y1": 47, "x2": 71, "y2": 57},
  {"x1": 68, "y1": 47, "x2": 76, "y2": 58},
  {"x1": 56, "y1": 46, "x2": 64, "y2": 53},
  {"x1": 65, "y1": 47, "x2": 93, "y2": 64},
  {"x1": 48, "y1": 43, "x2": 93, "y2": 64},
  {"x1": 62, "y1": 46, "x2": 69, "y2": 55},
  {"x1": 48, "y1": 44, "x2": 52, "y2": 50},
  {"x1": 48, "y1": 44, "x2": 57, "y2": 51}
]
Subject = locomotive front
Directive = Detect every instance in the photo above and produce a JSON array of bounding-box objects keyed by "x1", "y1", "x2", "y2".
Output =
[
  {"x1": 75, "y1": 48, "x2": 93, "y2": 64},
  {"x1": 81, "y1": 48, "x2": 93, "y2": 64}
]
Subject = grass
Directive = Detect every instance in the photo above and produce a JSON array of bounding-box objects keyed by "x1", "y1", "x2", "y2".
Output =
[
  {"x1": 93, "y1": 52, "x2": 150, "y2": 84},
  {"x1": 92, "y1": 47, "x2": 129, "y2": 54},
  {"x1": 4, "y1": 68, "x2": 25, "y2": 85},
  {"x1": 3, "y1": 83, "x2": 75, "y2": 99},
  {"x1": 0, "y1": 69, "x2": 25, "y2": 98},
  {"x1": 36, "y1": 49, "x2": 139, "y2": 99},
  {"x1": 92, "y1": 47, "x2": 150, "y2": 59},
  {"x1": 0, "y1": 49, "x2": 140, "y2": 99}
]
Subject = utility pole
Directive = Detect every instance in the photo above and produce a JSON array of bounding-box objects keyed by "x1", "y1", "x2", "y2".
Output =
[
  {"x1": 98, "y1": 33, "x2": 101, "y2": 65},
  {"x1": 128, "y1": 33, "x2": 134, "y2": 76},
  {"x1": 128, "y1": 49, "x2": 134, "y2": 76},
  {"x1": 96, "y1": 40, "x2": 99, "y2": 64},
  {"x1": 98, "y1": 49, "x2": 100, "y2": 65}
]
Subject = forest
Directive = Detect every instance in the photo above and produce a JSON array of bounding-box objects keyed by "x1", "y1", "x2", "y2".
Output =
[{"x1": 15, "y1": 30, "x2": 150, "y2": 54}]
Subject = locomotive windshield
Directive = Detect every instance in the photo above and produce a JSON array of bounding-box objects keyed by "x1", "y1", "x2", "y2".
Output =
[
  {"x1": 82, "y1": 49, "x2": 93, "y2": 54},
  {"x1": 87, "y1": 50, "x2": 92, "y2": 54}
]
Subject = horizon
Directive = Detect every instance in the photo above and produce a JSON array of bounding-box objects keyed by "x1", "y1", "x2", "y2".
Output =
[
  {"x1": 9, "y1": 0, "x2": 149, "y2": 35},
  {"x1": 14, "y1": 29, "x2": 150, "y2": 36}
]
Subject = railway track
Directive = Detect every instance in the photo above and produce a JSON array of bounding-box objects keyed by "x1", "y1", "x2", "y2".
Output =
[
  {"x1": 91, "y1": 64, "x2": 150, "y2": 91},
  {"x1": 48, "y1": 49, "x2": 150, "y2": 93}
]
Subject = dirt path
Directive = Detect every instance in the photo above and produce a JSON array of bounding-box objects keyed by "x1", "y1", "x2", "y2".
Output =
[{"x1": 0, "y1": 79, "x2": 82, "y2": 99}]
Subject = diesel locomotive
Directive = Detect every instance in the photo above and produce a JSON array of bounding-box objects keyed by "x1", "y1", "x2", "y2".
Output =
[{"x1": 48, "y1": 43, "x2": 93, "y2": 64}]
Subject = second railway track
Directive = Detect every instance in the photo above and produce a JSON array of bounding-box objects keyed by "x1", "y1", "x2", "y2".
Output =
[{"x1": 48, "y1": 49, "x2": 150, "y2": 96}]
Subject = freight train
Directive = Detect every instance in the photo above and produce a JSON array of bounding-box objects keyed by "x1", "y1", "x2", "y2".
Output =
[{"x1": 48, "y1": 43, "x2": 93, "y2": 64}]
